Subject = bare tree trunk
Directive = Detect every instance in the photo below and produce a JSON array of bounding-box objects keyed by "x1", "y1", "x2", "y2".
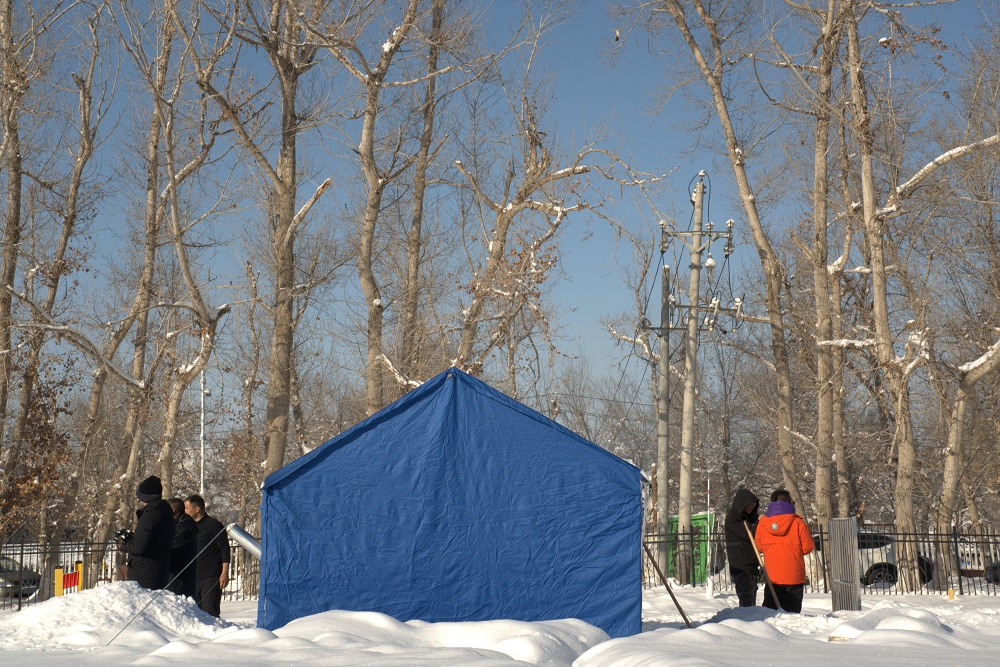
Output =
[
  {"x1": 146, "y1": 8, "x2": 229, "y2": 492},
  {"x1": 343, "y1": 0, "x2": 423, "y2": 415},
  {"x1": 810, "y1": 0, "x2": 841, "y2": 527},
  {"x1": 91, "y1": 1, "x2": 179, "y2": 539},
  {"x1": 3, "y1": 11, "x2": 100, "y2": 497},
  {"x1": 832, "y1": 112, "x2": 858, "y2": 520},
  {"x1": 174, "y1": 2, "x2": 325, "y2": 477},
  {"x1": 844, "y1": 0, "x2": 920, "y2": 587},
  {"x1": 0, "y1": 16, "x2": 103, "y2": 588},
  {"x1": 263, "y1": 71, "x2": 300, "y2": 472},
  {"x1": 401, "y1": 0, "x2": 446, "y2": 381},
  {"x1": 936, "y1": 340, "x2": 1000, "y2": 584},
  {"x1": 0, "y1": 0, "x2": 24, "y2": 452},
  {"x1": 660, "y1": 0, "x2": 802, "y2": 506}
]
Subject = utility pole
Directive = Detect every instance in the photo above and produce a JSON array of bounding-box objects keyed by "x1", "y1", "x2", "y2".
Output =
[
  {"x1": 655, "y1": 262, "x2": 671, "y2": 574},
  {"x1": 677, "y1": 176, "x2": 707, "y2": 582},
  {"x1": 653, "y1": 171, "x2": 739, "y2": 584}
]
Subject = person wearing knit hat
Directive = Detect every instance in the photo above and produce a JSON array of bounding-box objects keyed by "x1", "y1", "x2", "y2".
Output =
[
  {"x1": 121, "y1": 475, "x2": 175, "y2": 590},
  {"x1": 136, "y1": 475, "x2": 163, "y2": 503}
]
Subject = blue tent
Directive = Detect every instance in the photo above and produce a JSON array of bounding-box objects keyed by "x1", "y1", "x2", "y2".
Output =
[{"x1": 258, "y1": 367, "x2": 642, "y2": 637}]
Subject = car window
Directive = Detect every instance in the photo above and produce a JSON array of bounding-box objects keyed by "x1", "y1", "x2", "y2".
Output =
[{"x1": 858, "y1": 533, "x2": 893, "y2": 550}]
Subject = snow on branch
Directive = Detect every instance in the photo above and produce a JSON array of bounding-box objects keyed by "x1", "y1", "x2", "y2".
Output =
[
  {"x1": 538, "y1": 165, "x2": 590, "y2": 186},
  {"x1": 783, "y1": 426, "x2": 818, "y2": 451},
  {"x1": 958, "y1": 337, "x2": 1000, "y2": 380},
  {"x1": 605, "y1": 323, "x2": 655, "y2": 360},
  {"x1": 816, "y1": 338, "x2": 877, "y2": 349},
  {"x1": 284, "y1": 178, "x2": 332, "y2": 248},
  {"x1": 878, "y1": 133, "x2": 1000, "y2": 217},
  {"x1": 378, "y1": 354, "x2": 422, "y2": 389}
]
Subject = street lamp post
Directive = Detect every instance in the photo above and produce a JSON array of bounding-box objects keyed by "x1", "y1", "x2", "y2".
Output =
[{"x1": 199, "y1": 370, "x2": 211, "y2": 495}]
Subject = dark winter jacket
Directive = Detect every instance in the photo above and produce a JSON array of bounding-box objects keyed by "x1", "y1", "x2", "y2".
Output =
[
  {"x1": 724, "y1": 488, "x2": 761, "y2": 576},
  {"x1": 192, "y1": 514, "x2": 231, "y2": 581},
  {"x1": 124, "y1": 499, "x2": 174, "y2": 590},
  {"x1": 167, "y1": 512, "x2": 198, "y2": 597}
]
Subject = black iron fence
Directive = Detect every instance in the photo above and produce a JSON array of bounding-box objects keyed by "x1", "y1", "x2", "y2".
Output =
[
  {"x1": 1, "y1": 538, "x2": 259, "y2": 611},
  {"x1": 643, "y1": 524, "x2": 1000, "y2": 597},
  {"x1": 8, "y1": 525, "x2": 1000, "y2": 614}
]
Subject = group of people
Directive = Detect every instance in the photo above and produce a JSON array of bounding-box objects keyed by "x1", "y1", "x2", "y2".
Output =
[
  {"x1": 724, "y1": 487, "x2": 815, "y2": 613},
  {"x1": 118, "y1": 475, "x2": 232, "y2": 617}
]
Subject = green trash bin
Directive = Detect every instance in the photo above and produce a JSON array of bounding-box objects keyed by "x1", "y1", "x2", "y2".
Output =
[{"x1": 666, "y1": 511, "x2": 716, "y2": 583}]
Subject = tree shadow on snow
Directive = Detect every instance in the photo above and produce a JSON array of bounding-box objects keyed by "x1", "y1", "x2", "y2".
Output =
[{"x1": 642, "y1": 605, "x2": 780, "y2": 632}]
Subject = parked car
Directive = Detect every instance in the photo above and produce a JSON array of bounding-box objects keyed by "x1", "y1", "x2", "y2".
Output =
[
  {"x1": 857, "y1": 532, "x2": 933, "y2": 586},
  {"x1": 0, "y1": 555, "x2": 42, "y2": 598}
]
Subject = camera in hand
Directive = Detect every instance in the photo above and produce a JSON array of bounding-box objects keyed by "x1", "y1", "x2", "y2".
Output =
[{"x1": 114, "y1": 528, "x2": 134, "y2": 542}]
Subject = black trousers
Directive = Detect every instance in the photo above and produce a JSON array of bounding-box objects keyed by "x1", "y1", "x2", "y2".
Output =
[
  {"x1": 763, "y1": 582, "x2": 804, "y2": 613},
  {"x1": 194, "y1": 576, "x2": 222, "y2": 617},
  {"x1": 733, "y1": 571, "x2": 759, "y2": 607}
]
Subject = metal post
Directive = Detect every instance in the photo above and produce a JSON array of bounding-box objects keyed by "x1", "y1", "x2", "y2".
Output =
[
  {"x1": 677, "y1": 176, "x2": 706, "y2": 582},
  {"x1": 953, "y1": 527, "x2": 964, "y2": 596},
  {"x1": 18, "y1": 540, "x2": 25, "y2": 611},
  {"x1": 656, "y1": 260, "x2": 672, "y2": 574}
]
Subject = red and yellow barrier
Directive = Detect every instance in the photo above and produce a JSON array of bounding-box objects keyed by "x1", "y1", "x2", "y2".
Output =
[{"x1": 54, "y1": 561, "x2": 85, "y2": 596}]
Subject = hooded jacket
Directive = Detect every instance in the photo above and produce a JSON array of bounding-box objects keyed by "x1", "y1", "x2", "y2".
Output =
[
  {"x1": 724, "y1": 488, "x2": 761, "y2": 576},
  {"x1": 124, "y1": 498, "x2": 175, "y2": 590},
  {"x1": 754, "y1": 501, "x2": 815, "y2": 585}
]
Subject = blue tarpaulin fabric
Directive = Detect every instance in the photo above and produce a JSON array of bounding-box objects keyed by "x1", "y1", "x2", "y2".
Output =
[{"x1": 258, "y1": 367, "x2": 642, "y2": 637}]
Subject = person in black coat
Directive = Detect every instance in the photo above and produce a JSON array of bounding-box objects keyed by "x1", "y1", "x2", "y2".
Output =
[
  {"x1": 121, "y1": 476, "x2": 174, "y2": 590},
  {"x1": 724, "y1": 488, "x2": 761, "y2": 607},
  {"x1": 184, "y1": 494, "x2": 231, "y2": 617},
  {"x1": 166, "y1": 498, "x2": 198, "y2": 598}
]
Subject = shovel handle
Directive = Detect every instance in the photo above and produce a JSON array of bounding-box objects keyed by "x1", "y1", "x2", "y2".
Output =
[{"x1": 744, "y1": 520, "x2": 783, "y2": 611}]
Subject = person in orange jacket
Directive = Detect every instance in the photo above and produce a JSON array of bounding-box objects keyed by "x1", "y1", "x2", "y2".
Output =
[{"x1": 754, "y1": 488, "x2": 815, "y2": 613}]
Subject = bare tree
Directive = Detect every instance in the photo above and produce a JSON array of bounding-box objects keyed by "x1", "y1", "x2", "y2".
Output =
[
  {"x1": 926, "y1": 22, "x2": 1000, "y2": 574},
  {"x1": 0, "y1": 0, "x2": 79, "y2": 502},
  {"x1": 837, "y1": 0, "x2": 999, "y2": 586},
  {"x1": 400, "y1": 0, "x2": 447, "y2": 381},
  {"x1": 0, "y1": 1, "x2": 107, "y2": 519},
  {"x1": 303, "y1": 0, "x2": 429, "y2": 414},
  {"x1": 175, "y1": 0, "x2": 330, "y2": 477},
  {"x1": 121, "y1": 0, "x2": 231, "y2": 494},
  {"x1": 450, "y1": 6, "x2": 649, "y2": 383}
]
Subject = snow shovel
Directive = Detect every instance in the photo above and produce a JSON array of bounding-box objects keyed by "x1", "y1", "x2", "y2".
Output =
[
  {"x1": 743, "y1": 520, "x2": 783, "y2": 611},
  {"x1": 642, "y1": 541, "x2": 694, "y2": 628}
]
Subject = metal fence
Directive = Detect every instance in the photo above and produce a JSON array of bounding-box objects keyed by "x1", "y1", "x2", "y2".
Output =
[
  {"x1": 8, "y1": 524, "x2": 1000, "y2": 614},
  {"x1": 643, "y1": 524, "x2": 1000, "y2": 597},
  {"x1": 1, "y1": 539, "x2": 259, "y2": 611}
]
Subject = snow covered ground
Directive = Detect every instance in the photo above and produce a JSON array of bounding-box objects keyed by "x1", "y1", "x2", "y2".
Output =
[{"x1": 2, "y1": 581, "x2": 1000, "y2": 665}]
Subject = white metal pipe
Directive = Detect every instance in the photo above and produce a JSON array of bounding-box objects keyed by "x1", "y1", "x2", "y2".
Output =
[{"x1": 227, "y1": 523, "x2": 261, "y2": 560}]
